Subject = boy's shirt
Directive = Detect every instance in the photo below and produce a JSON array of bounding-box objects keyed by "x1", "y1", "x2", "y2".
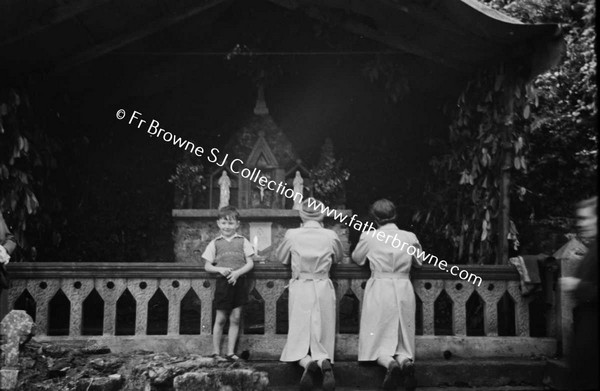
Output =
[{"x1": 202, "y1": 233, "x2": 254, "y2": 270}]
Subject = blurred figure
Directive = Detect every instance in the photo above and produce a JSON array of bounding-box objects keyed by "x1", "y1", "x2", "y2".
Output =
[
  {"x1": 1, "y1": 211, "x2": 18, "y2": 320},
  {"x1": 560, "y1": 196, "x2": 597, "y2": 390}
]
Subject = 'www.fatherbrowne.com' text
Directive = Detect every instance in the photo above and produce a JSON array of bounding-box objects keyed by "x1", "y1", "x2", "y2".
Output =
[{"x1": 117, "y1": 109, "x2": 482, "y2": 286}]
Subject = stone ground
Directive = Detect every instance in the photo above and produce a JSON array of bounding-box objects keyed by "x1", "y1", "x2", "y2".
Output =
[
  {"x1": 5, "y1": 340, "x2": 268, "y2": 391},
  {"x1": 2, "y1": 339, "x2": 565, "y2": 391},
  {"x1": 269, "y1": 388, "x2": 545, "y2": 391}
]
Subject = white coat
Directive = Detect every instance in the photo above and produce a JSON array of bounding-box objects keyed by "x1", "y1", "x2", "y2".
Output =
[
  {"x1": 276, "y1": 220, "x2": 344, "y2": 363},
  {"x1": 351, "y1": 223, "x2": 422, "y2": 361}
]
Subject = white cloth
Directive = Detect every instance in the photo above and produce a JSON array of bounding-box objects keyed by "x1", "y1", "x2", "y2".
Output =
[
  {"x1": 0, "y1": 245, "x2": 10, "y2": 265},
  {"x1": 276, "y1": 220, "x2": 343, "y2": 362},
  {"x1": 351, "y1": 223, "x2": 422, "y2": 361}
]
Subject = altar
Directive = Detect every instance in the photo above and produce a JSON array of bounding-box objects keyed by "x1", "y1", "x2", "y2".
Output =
[{"x1": 172, "y1": 92, "x2": 352, "y2": 264}]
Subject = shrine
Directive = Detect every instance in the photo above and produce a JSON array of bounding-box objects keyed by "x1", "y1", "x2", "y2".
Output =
[{"x1": 173, "y1": 89, "x2": 352, "y2": 263}]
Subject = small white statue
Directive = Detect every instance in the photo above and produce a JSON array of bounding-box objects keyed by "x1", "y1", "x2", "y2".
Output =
[
  {"x1": 218, "y1": 171, "x2": 231, "y2": 209},
  {"x1": 292, "y1": 171, "x2": 304, "y2": 210}
]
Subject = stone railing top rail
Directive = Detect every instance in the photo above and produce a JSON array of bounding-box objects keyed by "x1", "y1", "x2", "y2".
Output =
[
  {"x1": 172, "y1": 209, "x2": 353, "y2": 218},
  {"x1": 6, "y1": 263, "x2": 519, "y2": 280}
]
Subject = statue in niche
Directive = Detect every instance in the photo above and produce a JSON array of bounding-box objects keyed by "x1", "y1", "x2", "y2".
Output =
[
  {"x1": 293, "y1": 171, "x2": 304, "y2": 210},
  {"x1": 218, "y1": 171, "x2": 231, "y2": 209},
  {"x1": 258, "y1": 181, "x2": 267, "y2": 203},
  {"x1": 252, "y1": 173, "x2": 273, "y2": 208}
]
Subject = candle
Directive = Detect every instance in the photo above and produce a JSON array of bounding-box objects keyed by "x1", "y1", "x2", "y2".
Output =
[{"x1": 253, "y1": 236, "x2": 258, "y2": 252}]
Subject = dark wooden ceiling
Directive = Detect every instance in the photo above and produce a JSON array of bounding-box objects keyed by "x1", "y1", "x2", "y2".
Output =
[{"x1": 1, "y1": 0, "x2": 562, "y2": 81}]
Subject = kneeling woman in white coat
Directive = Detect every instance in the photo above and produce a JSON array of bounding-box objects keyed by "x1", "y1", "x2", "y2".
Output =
[
  {"x1": 276, "y1": 198, "x2": 344, "y2": 391},
  {"x1": 351, "y1": 199, "x2": 422, "y2": 390}
]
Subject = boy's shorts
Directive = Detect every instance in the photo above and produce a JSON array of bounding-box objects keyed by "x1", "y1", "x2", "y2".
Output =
[{"x1": 214, "y1": 275, "x2": 248, "y2": 311}]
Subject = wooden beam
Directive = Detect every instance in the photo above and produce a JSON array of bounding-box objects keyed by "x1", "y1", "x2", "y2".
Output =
[
  {"x1": 497, "y1": 84, "x2": 515, "y2": 265},
  {"x1": 0, "y1": 0, "x2": 112, "y2": 47},
  {"x1": 53, "y1": 0, "x2": 232, "y2": 74}
]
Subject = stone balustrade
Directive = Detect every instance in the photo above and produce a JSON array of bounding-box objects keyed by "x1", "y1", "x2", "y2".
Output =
[{"x1": 4, "y1": 263, "x2": 558, "y2": 360}]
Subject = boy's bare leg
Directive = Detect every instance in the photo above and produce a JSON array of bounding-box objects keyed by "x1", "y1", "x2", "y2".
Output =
[
  {"x1": 226, "y1": 306, "x2": 242, "y2": 356},
  {"x1": 213, "y1": 310, "x2": 228, "y2": 355}
]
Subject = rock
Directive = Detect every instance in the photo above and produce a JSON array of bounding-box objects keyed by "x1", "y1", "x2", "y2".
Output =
[
  {"x1": 42, "y1": 344, "x2": 70, "y2": 358},
  {"x1": 81, "y1": 344, "x2": 111, "y2": 355},
  {"x1": 20, "y1": 357, "x2": 36, "y2": 369},
  {"x1": 153, "y1": 366, "x2": 173, "y2": 385},
  {"x1": 173, "y1": 372, "x2": 211, "y2": 391},
  {"x1": 0, "y1": 310, "x2": 35, "y2": 368},
  {"x1": 173, "y1": 369, "x2": 269, "y2": 391},
  {"x1": 9, "y1": 348, "x2": 270, "y2": 391},
  {"x1": 89, "y1": 357, "x2": 125, "y2": 373},
  {"x1": 29, "y1": 382, "x2": 56, "y2": 391},
  {"x1": 0, "y1": 368, "x2": 19, "y2": 390},
  {"x1": 75, "y1": 376, "x2": 123, "y2": 391},
  {"x1": 174, "y1": 357, "x2": 216, "y2": 370},
  {"x1": 48, "y1": 360, "x2": 71, "y2": 378}
]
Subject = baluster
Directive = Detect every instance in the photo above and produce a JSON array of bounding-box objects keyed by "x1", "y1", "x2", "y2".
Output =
[
  {"x1": 254, "y1": 279, "x2": 286, "y2": 335},
  {"x1": 444, "y1": 281, "x2": 474, "y2": 336},
  {"x1": 349, "y1": 279, "x2": 367, "y2": 307},
  {"x1": 334, "y1": 279, "x2": 350, "y2": 334},
  {"x1": 413, "y1": 280, "x2": 443, "y2": 335},
  {"x1": 475, "y1": 281, "x2": 506, "y2": 336},
  {"x1": 26, "y1": 280, "x2": 60, "y2": 336},
  {"x1": 507, "y1": 281, "x2": 531, "y2": 336},
  {"x1": 95, "y1": 278, "x2": 127, "y2": 336},
  {"x1": 191, "y1": 279, "x2": 215, "y2": 335},
  {"x1": 7, "y1": 280, "x2": 27, "y2": 313},
  {"x1": 159, "y1": 278, "x2": 191, "y2": 335},
  {"x1": 127, "y1": 279, "x2": 158, "y2": 336},
  {"x1": 61, "y1": 278, "x2": 94, "y2": 336}
]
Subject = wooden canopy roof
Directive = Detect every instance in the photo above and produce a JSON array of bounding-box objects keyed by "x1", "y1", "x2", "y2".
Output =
[{"x1": 0, "y1": 0, "x2": 563, "y2": 79}]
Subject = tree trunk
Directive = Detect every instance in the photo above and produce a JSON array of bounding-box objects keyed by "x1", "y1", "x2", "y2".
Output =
[{"x1": 497, "y1": 85, "x2": 515, "y2": 265}]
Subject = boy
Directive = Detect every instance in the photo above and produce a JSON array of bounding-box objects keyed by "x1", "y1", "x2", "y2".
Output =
[
  {"x1": 203, "y1": 206, "x2": 254, "y2": 361},
  {"x1": 276, "y1": 198, "x2": 343, "y2": 391}
]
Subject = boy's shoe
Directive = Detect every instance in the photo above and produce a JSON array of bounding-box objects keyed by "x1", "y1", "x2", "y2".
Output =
[
  {"x1": 299, "y1": 361, "x2": 318, "y2": 391},
  {"x1": 382, "y1": 360, "x2": 401, "y2": 389},
  {"x1": 400, "y1": 359, "x2": 416, "y2": 391},
  {"x1": 321, "y1": 359, "x2": 335, "y2": 391}
]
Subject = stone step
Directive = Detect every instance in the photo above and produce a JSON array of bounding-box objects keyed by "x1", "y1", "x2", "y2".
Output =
[
  {"x1": 541, "y1": 359, "x2": 570, "y2": 390},
  {"x1": 269, "y1": 387, "x2": 546, "y2": 391},
  {"x1": 252, "y1": 359, "x2": 549, "y2": 389}
]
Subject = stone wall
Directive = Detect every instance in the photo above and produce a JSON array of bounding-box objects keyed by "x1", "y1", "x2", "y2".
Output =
[{"x1": 172, "y1": 209, "x2": 352, "y2": 264}]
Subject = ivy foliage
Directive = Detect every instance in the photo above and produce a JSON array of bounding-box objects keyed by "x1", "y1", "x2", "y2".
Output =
[
  {"x1": 311, "y1": 138, "x2": 350, "y2": 207},
  {"x1": 484, "y1": 0, "x2": 597, "y2": 217},
  {"x1": 168, "y1": 156, "x2": 207, "y2": 209},
  {"x1": 415, "y1": 0, "x2": 596, "y2": 263},
  {"x1": 415, "y1": 67, "x2": 531, "y2": 264},
  {"x1": 0, "y1": 88, "x2": 61, "y2": 256}
]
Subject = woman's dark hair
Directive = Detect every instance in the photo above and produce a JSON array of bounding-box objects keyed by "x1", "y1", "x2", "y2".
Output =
[{"x1": 369, "y1": 199, "x2": 397, "y2": 226}]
